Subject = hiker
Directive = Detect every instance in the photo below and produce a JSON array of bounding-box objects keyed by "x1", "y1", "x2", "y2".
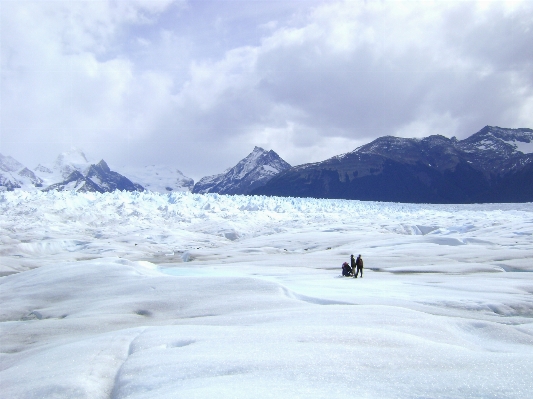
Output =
[
  {"x1": 342, "y1": 262, "x2": 352, "y2": 277},
  {"x1": 355, "y1": 254, "x2": 364, "y2": 278},
  {"x1": 350, "y1": 255, "x2": 357, "y2": 278}
]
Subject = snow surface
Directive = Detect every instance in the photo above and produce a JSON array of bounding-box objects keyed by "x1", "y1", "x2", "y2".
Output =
[{"x1": 1, "y1": 191, "x2": 532, "y2": 398}]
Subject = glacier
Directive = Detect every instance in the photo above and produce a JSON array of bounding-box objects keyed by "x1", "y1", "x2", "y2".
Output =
[{"x1": 0, "y1": 191, "x2": 532, "y2": 398}]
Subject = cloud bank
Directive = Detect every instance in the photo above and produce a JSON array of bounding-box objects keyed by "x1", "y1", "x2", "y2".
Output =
[{"x1": 1, "y1": 0, "x2": 532, "y2": 179}]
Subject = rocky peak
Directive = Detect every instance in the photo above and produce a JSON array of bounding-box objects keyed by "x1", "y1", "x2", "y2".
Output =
[
  {"x1": 0, "y1": 153, "x2": 25, "y2": 172},
  {"x1": 95, "y1": 160, "x2": 111, "y2": 173},
  {"x1": 192, "y1": 147, "x2": 291, "y2": 195},
  {"x1": 449, "y1": 126, "x2": 533, "y2": 177}
]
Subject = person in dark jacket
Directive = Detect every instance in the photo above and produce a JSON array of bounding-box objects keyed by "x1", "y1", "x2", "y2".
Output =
[
  {"x1": 355, "y1": 254, "x2": 363, "y2": 278},
  {"x1": 342, "y1": 262, "x2": 352, "y2": 277},
  {"x1": 350, "y1": 255, "x2": 357, "y2": 279}
]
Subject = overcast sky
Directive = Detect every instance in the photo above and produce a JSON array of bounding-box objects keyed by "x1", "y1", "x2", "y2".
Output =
[{"x1": 1, "y1": 0, "x2": 532, "y2": 180}]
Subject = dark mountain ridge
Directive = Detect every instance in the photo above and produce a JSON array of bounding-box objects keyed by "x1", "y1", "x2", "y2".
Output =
[{"x1": 252, "y1": 126, "x2": 533, "y2": 203}]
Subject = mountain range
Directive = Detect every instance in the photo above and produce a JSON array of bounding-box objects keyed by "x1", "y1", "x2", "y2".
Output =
[
  {"x1": 252, "y1": 126, "x2": 533, "y2": 203},
  {"x1": 1, "y1": 149, "x2": 144, "y2": 194},
  {"x1": 2, "y1": 126, "x2": 532, "y2": 203}
]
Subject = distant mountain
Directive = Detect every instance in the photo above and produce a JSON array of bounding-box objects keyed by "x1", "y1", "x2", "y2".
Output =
[
  {"x1": 252, "y1": 126, "x2": 533, "y2": 203},
  {"x1": 1, "y1": 148, "x2": 195, "y2": 194},
  {"x1": 0, "y1": 154, "x2": 43, "y2": 191},
  {"x1": 192, "y1": 147, "x2": 291, "y2": 195},
  {"x1": 32, "y1": 148, "x2": 94, "y2": 188},
  {"x1": 52, "y1": 148, "x2": 92, "y2": 179},
  {"x1": 117, "y1": 165, "x2": 194, "y2": 193},
  {"x1": 43, "y1": 160, "x2": 144, "y2": 193},
  {"x1": 1, "y1": 149, "x2": 144, "y2": 193}
]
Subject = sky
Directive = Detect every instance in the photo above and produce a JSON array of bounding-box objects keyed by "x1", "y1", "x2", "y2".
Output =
[{"x1": 1, "y1": 0, "x2": 532, "y2": 180}]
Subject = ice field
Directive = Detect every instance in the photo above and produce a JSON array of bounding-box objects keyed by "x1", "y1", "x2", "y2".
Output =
[{"x1": 1, "y1": 191, "x2": 532, "y2": 398}]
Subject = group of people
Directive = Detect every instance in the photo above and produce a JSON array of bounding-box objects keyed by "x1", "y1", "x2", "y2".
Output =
[{"x1": 342, "y1": 254, "x2": 364, "y2": 278}]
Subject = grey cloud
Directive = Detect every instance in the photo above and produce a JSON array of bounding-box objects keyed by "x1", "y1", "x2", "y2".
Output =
[{"x1": 1, "y1": 1, "x2": 532, "y2": 180}]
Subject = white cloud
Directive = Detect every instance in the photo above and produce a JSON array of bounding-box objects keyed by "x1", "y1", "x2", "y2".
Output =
[
  {"x1": 1, "y1": 0, "x2": 532, "y2": 179},
  {"x1": 0, "y1": 0, "x2": 179, "y2": 163}
]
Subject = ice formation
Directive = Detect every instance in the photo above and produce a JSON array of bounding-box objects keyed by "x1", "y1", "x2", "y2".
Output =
[{"x1": 1, "y1": 191, "x2": 532, "y2": 398}]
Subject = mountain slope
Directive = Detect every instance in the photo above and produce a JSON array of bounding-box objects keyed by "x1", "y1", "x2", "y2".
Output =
[
  {"x1": 2, "y1": 148, "x2": 193, "y2": 194},
  {"x1": 0, "y1": 154, "x2": 43, "y2": 191},
  {"x1": 192, "y1": 147, "x2": 291, "y2": 195},
  {"x1": 117, "y1": 165, "x2": 194, "y2": 193},
  {"x1": 44, "y1": 160, "x2": 143, "y2": 193},
  {"x1": 252, "y1": 126, "x2": 533, "y2": 203}
]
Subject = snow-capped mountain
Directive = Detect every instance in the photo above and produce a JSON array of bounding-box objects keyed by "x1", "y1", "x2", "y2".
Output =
[
  {"x1": 117, "y1": 165, "x2": 194, "y2": 193},
  {"x1": 52, "y1": 148, "x2": 92, "y2": 179},
  {"x1": 0, "y1": 153, "x2": 43, "y2": 191},
  {"x1": 253, "y1": 126, "x2": 533, "y2": 203},
  {"x1": 43, "y1": 160, "x2": 144, "y2": 193},
  {"x1": 31, "y1": 148, "x2": 93, "y2": 188},
  {"x1": 38, "y1": 148, "x2": 143, "y2": 193},
  {"x1": 1, "y1": 148, "x2": 195, "y2": 194},
  {"x1": 192, "y1": 147, "x2": 291, "y2": 195},
  {"x1": 1, "y1": 148, "x2": 144, "y2": 193},
  {"x1": 454, "y1": 126, "x2": 533, "y2": 176}
]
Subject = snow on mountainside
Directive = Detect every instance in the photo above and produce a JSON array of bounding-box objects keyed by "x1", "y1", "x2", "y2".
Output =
[
  {"x1": 0, "y1": 149, "x2": 143, "y2": 193},
  {"x1": 1, "y1": 148, "x2": 193, "y2": 194},
  {"x1": 53, "y1": 147, "x2": 91, "y2": 179},
  {"x1": 117, "y1": 165, "x2": 194, "y2": 193},
  {"x1": 0, "y1": 153, "x2": 43, "y2": 191},
  {"x1": 0, "y1": 153, "x2": 25, "y2": 172},
  {"x1": 457, "y1": 126, "x2": 533, "y2": 154},
  {"x1": 454, "y1": 126, "x2": 533, "y2": 175},
  {"x1": 44, "y1": 159, "x2": 144, "y2": 193},
  {"x1": 36, "y1": 148, "x2": 144, "y2": 193},
  {"x1": 193, "y1": 147, "x2": 291, "y2": 195},
  {"x1": 32, "y1": 148, "x2": 93, "y2": 188}
]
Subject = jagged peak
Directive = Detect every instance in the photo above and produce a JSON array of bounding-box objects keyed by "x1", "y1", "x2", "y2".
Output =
[
  {"x1": 192, "y1": 146, "x2": 290, "y2": 194},
  {"x1": 0, "y1": 153, "x2": 25, "y2": 172},
  {"x1": 252, "y1": 146, "x2": 267, "y2": 153},
  {"x1": 469, "y1": 125, "x2": 533, "y2": 138},
  {"x1": 95, "y1": 159, "x2": 110, "y2": 173}
]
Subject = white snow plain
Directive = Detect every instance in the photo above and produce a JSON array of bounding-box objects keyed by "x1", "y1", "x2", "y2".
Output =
[{"x1": 1, "y1": 191, "x2": 532, "y2": 399}]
